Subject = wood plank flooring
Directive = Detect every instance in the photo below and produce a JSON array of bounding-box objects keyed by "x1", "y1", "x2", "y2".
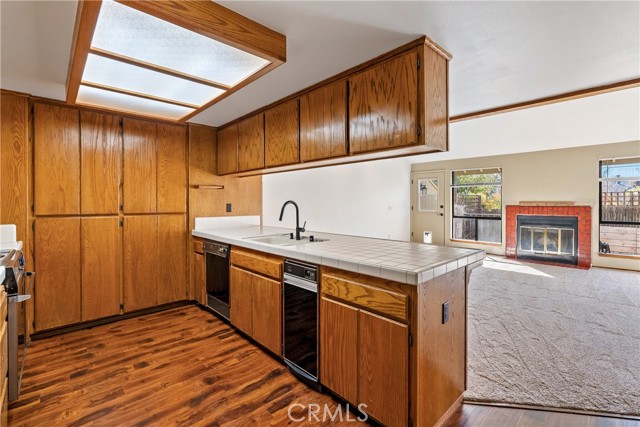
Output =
[{"x1": 9, "y1": 305, "x2": 640, "y2": 426}]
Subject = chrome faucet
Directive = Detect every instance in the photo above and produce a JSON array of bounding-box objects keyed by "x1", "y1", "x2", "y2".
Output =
[{"x1": 279, "y1": 200, "x2": 306, "y2": 240}]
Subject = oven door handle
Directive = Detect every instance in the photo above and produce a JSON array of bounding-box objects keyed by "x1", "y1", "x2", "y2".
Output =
[{"x1": 284, "y1": 275, "x2": 318, "y2": 293}]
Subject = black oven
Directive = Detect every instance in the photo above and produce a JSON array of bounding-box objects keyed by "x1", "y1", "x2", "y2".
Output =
[
  {"x1": 204, "y1": 240, "x2": 230, "y2": 321},
  {"x1": 283, "y1": 260, "x2": 319, "y2": 385}
]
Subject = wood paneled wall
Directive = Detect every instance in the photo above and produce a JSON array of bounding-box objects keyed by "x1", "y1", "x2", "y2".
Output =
[{"x1": 188, "y1": 124, "x2": 262, "y2": 302}]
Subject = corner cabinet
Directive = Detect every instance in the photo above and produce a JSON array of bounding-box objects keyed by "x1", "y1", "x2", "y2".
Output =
[{"x1": 216, "y1": 37, "x2": 450, "y2": 176}]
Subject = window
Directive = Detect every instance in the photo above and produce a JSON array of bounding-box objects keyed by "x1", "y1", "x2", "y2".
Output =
[
  {"x1": 599, "y1": 158, "x2": 640, "y2": 256},
  {"x1": 451, "y1": 168, "x2": 502, "y2": 243},
  {"x1": 418, "y1": 178, "x2": 439, "y2": 212}
]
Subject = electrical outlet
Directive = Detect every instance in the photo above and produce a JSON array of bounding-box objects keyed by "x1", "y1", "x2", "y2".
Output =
[
  {"x1": 442, "y1": 301, "x2": 450, "y2": 324},
  {"x1": 226, "y1": 203, "x2": 232, "y2": 212}
]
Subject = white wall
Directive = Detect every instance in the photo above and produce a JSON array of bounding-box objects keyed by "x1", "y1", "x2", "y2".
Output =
[{"x1": 263, "y1": 88, "x2": 640, "y2": 240}]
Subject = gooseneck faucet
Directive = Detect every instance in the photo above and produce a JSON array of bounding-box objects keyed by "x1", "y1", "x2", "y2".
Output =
[{"x1": 279, "y1": 200, "x2": 306, "y2": 240}]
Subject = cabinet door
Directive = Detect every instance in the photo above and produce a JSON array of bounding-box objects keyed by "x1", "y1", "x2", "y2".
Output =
[
  {"x1": 193, "y1": 252, "x2": 206, "y2": 304},
  {"x1": 265, "y1": 99, "x2": 299, "y2": 167},
  {"x1": 34, "y1": 218, "x2": 81, "y2": 330},
  {"x1": 217, "y1": 124, "x2": 238, "y2": 175},
  {"x1": 157, "y1": 214, "x2": 186, "y2": 304},
  {"x1": 358, "y1": 309, "x2": 408, "y2": 427},
  {"x1": 230, "y1": 266, "x2": 253, "y2": 334},
  {"x1": 80, "y1": 111, "x2": 121, "y2": 214},
  {"x1": 349, "y1": 50, "x2": 418, "y2": 154},
  {"x1": 34, "y1": 103, "x2": 80, "y2": 215},
  {"x1": 157, "y1": 124, "x2": 187, "y2": 213},
  {"x1": 81, "y1": 217, "x2": 121, "y2": 321},
  {"x1": 123, "y1": 215, "x2": 158, "y2": 311},
  {"x1": 320, "y1": 297, "x2": 358, "y2": 404},
  {"x1": 123, "y1": 118, "x2": 157, "y2": 213},
  {"x1": 251, "y1": 274, "x2": 282, "y2": 355},
  {"x1": 237, "y1": 114, "x2": 264, "y2": 172},
  {"x1": 300, "y1": 80, "x2": 347, "y2": 161}
]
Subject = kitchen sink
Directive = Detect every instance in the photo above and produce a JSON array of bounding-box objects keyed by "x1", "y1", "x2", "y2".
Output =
[{"x1": 244, "y1": 234, "x2": 328, "y2": 246}]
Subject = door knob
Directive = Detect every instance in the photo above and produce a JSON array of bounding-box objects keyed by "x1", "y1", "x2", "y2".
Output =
[{"x1": 439, "y1": 213, "x2": 444, "y2": 216}]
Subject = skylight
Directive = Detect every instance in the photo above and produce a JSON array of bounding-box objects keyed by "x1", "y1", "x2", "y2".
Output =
[{"x1": 67, "y1": 0, "x2": 285, "y2": 121}]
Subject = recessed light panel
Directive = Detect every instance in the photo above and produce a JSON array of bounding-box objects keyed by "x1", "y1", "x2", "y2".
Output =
[
  {"x1": 77, "y1": 85, "x2": 195, "y2": 120},
  {"x1": 92, "y1": 0, "x2": 270, "y2": 87},
  {"x1": 82, "y1": 53, "x2": 225, "y2": 106}
]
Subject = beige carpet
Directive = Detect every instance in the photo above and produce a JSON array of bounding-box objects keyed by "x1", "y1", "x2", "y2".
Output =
[{"x1": 465, "y1": 257, "x2": 640, "y2": 416}]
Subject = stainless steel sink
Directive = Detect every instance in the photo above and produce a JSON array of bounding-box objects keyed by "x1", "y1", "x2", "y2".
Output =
[{"x1": 243, "y1": 234, "x2": 328, "y2": 246}]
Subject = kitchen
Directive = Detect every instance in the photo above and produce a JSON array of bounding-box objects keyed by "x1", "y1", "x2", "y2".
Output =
[{"x1": 1, "y1": 1, "x2": 639, "y2": 427}]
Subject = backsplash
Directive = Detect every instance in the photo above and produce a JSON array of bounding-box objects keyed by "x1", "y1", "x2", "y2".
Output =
[{"x1": 194, "y1": 216, "x2": 261, "y2": 230}]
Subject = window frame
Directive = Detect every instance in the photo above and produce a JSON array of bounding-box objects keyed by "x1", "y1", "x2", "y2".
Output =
[{"x1": 450, "y1": 167, "x2": 503, "y2": 244}]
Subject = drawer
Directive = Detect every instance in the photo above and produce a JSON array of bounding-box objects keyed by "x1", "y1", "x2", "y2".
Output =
[
  {"x1": 0, "y1": 321, "x2": 6, "y2": 380},
  {"x1": 322, "y1": 273, "x2": 408, "y2": 322},
  {"x1": 231, "y1": 248, "x2": 282, "y2": 280},
  {"x1": 193, "y1": 239, "x2": 204, "y2": 254}
]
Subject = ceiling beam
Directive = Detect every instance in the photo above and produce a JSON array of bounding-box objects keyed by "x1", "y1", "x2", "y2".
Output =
[
  {"x1": 66, "y1": 0, "x2": 103, "y2": 103},
  {"x1": 117, "y1": 0, "x2": 287, "y2": 64},
  {"x1": 450, "y1": 78, "x2": 640, "y2": 123}
]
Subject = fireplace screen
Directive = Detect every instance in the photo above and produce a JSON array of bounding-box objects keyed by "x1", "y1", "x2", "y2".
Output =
[
  {"x1": 519, "y1": 226, "x2": 575, "y2": 256},
  {"x1": 516, "y1": 215, "x2": 578, "y2": 265}
]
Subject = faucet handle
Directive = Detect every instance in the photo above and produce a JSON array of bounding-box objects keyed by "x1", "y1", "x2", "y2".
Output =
[{"x1": 299, "y1": 221, "x2": 306, "y2": 233}]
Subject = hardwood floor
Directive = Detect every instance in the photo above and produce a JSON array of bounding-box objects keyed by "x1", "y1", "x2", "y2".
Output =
[
  {"x1": 9, "y1": 306, "x2": 370, "y2": 426},
  {"x1": 443, "y1": 404, "x2": 640, "y2": 427},
  {"x1": 9, "y1": 305, "x2": 639, "y2": 427}
]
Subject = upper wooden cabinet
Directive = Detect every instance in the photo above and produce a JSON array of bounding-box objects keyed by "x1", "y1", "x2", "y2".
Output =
[
  {"x1": 349, "y1": 50, "x2": 418, "y2": 154},
  {"x1": 157, "y1": 124, "x2": 187, "y2": 213},
  {"x1": 123, "y1": 118, "x2": 187, "y2": 214},
  {"x1": 265, "y1": 99, "x2": 299, "y2": 167},
  {"x1": 238, "y1": 114, "x2": 264, "y2": 172},
  {"x1": 217, "y1": 124, "x2": 238, "y2": 175},
  {"x1": 215, "y1": 38, "x2": 449, "y2": 176},
  {"x1": 34, "y1": 103, "x2": 80, "y2": 215},
  {"x1": 300, "y1": 80, "x2": 347, "y2": 162},
  {"x1": 123, "y1": 118, "x2": 157, "y2": 214},
  {"x1": 80, "y1": 111, "x2": 121, "y2": 215}
]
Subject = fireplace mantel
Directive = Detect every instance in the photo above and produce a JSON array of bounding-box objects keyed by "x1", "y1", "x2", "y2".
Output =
[{"x1": 506, "y1": 205, "x2": 592, "y2": 268}]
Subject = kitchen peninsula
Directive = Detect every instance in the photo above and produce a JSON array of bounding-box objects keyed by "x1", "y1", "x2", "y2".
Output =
[{"x1": 193, "y1": 224, "x2": 484, "y2": 427}]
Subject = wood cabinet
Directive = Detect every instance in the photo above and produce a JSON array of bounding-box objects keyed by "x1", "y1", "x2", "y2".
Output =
[
  {"x1": 158, "y1": 214, "x2": 187, "y2": 304},
  {"x1": 34, "y1": 218, "x2": 82, "y2": 330},
  {"x1": 80, "y1": 111, "x2": 121, "y2": 214},
  {"x1": 34, "y1": 103, "x2": 80, "y2": 215},
  {"x1": 157, "y1": 124, "x2": 187, "y2": 213},
  {"x1": 265, "y1": 99, "x2": 299, "y2": 167},
  {"x1": 192, "y1": 251, "x2": 206, "y2": 304},
  {"x1": 123, "y1": 214, "x2": 186, "y2": 312},
  {"x1": 123, "y1": 215, "x2": 158, "y2": 311},
  {"x1": 230, "y1": 248, "x2": 283, "y2": 355},
  {"x1": 238, "y1": 114, "x2": 264, "y2": 172},
  {"x1": 217, "y1": 124, "x2": 238, "y2": 175},
  {"x1": 349, "y1": 50, "x2": 419, "y2": 154},
  {"x1": 123, "y1": 118, "x2": 157, "y2": 214},
  {"x1": 81, "y1": 217, "x2": 121, "y2": 321},
  {"x1": 320, "y1": 269, "x2": 410, "y2": 427},
  {"x1": 1, "y1": 287, "x2": 7, "y2": 427},
  {"x1": 300, "y1": 80, "x2": 347, "y2": 161}
]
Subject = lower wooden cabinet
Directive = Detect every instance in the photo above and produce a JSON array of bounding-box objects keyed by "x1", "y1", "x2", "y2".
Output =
[
  {"x1": 124, "y1": 214, "x2": 187, "y2": 312},
  {"x1": 229, "y1": 264, "x2": 282, "y2": 355},
  {"x1": 35, "y1": 217, "x2": 82, "y2": 330},
  {"x1": 1, "y1": 288, "x2": 7, "y2": 427},
  {"x1": 192, "y1": 251, "x2": 206, "y2": 304}
]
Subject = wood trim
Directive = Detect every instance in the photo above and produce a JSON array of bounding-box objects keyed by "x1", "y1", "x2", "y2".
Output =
[
  {"x1": 80, "y1": 81, "x2": 200, "y2": 109},
  {"x1": 449, "y1": 239, "x2": 502, "y2": 247},
  {"x1": 218, "y1": 37, "x2": 432, "y2": 129},
  {"x1": 450, "y1": 78, "x2": 640, "y2": 123},
  {"x1": 89, "y1": 48, "x2": 230, "y2": 90},
  {"x1": 434, "y1": 395, "x2": 464, "y2": 427},
  {"x1": 66, "y1": 0, "x2": 102, "y2": 103},
  {"x1": 462, "y1": 401, "x2": 640, "y2": 422},
  {"x1": 117, "y1": 0, "x2": 286, "y2": 63},
  {"x1": 597, "y1": 252, "x2": 640, "y2": 261}
]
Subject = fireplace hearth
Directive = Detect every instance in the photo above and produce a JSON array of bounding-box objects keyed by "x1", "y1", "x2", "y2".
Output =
[{"x1": 517, "y1": 215, "x2": 578, "y2": 265}]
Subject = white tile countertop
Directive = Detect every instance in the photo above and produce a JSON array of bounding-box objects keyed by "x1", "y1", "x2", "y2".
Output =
[{"x1": 192, "y1": 226, "x2": 484, "y2": 285}]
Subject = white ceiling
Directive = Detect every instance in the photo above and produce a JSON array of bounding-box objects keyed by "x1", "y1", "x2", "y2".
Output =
[{"x1": 1, "y1": 1, "x2": 638, "y2": 127}]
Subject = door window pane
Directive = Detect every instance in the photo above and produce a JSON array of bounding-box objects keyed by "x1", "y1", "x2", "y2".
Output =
[{"x1": 418, "y1": 178, "x2": 438, "y2": 212}]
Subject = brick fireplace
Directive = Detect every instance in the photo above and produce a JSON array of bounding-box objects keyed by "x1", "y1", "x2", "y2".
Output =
[{"x1": 505, "y1": 204, "x2": 592, "y2": 268}]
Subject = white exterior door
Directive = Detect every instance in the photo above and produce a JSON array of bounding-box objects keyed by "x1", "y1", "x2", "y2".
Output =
[{"x1": 411, "y1": 171, "x2": 445, "y2": 245}]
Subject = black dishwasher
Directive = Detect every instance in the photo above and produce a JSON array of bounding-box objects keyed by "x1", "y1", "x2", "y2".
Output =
[
  {"x1": 283, "y1": 259, "x2": 319, "y2": 385},
  {"x1": 204, "y1": 240, "x2": 230, "y2": 320}
]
